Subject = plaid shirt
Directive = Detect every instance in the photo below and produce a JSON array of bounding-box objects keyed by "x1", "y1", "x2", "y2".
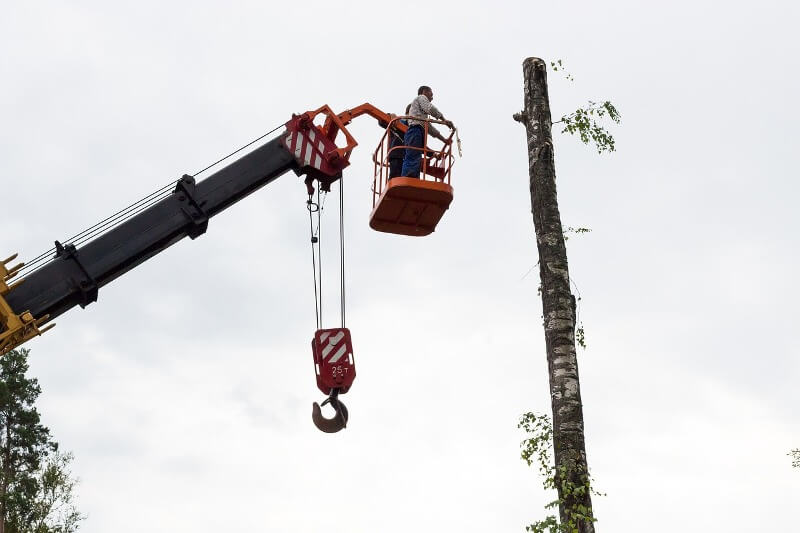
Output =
[{"x1": 408, "y1": 95, "x2": 444, "y2": 138}]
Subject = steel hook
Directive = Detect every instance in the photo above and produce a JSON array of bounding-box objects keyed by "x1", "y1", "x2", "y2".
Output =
[{"x1": 311, "y1": 390, "x2": 349, "y2": 433}]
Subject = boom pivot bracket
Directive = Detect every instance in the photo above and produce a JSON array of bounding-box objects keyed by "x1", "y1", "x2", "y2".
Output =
[
  {"x1": 0, "y1": 254, "x2": 54, "y2": 356},
  {"x1": 175, "y1": 175, "x2": 209, "y2": 239},
  {"x1": 55, "y1": 241, "x2": 98, "y2": 308}
]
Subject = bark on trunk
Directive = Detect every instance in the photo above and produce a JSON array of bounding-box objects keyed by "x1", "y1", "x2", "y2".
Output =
[
  {"x1": 1, "y1": 417, "x2": 9, "y2": 533},
  {"x1": 514, "y1": 57, "x2": 595, "y2": 533}
]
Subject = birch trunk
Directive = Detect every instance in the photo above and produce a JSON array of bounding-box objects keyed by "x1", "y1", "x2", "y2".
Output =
[{"x1": 514, "y1": 57, "x2": 595, "y2": 533}]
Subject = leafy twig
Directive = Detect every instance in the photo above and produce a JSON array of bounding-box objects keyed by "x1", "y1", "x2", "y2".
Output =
[
  {"x1": 559, "y1": 100, "x2": 621, "y2": 154},
  {"x1": 519, "y1": 412, "x2": 603, "y2": 532},
  {"x1": 562, "y1": 226, "x2": 592, "y2": 242},
  {"x1": 550, "y1": 59, "x2": 574, "y2": 81}
]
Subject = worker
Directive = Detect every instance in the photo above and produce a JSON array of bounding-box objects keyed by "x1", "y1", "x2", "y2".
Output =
[
  {"x1": 401, "y1": 86, "x2": 453, "y2": 178},
  {"x1": 388, "y1": 105, "x2": 411, "y2": 179}
]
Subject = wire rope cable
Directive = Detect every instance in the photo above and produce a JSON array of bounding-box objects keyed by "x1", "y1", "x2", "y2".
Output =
[
  {"x1": 68, "y1": 191, "x2": 172, "y2": 249},
  {"x1": 306, "y1": 187, "x2": 328, "y2": 331},
  {"x1": 18, "y1": 185, "x2": 175, "y2": 276},
  {"x1": 317, "y1": 188, "x2": 323, "y2": 328},
  {"x1": 305, "y1": 180, "x2": 346, "y2": 333},
  {"x1": 338, "y1": 179, "x2": 346, "y2": 328},
  {"x1": 308, "y1": 196, "x2": 321, "y2": 330},
  {"x1": 191, "y1": 123, "x2": 285, "y2": 177},
  {"x1": 17, "y1": 122, "x2": 287, "y2": 278}
]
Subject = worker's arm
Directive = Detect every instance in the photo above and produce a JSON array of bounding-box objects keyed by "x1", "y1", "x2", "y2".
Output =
[
  {"x1": 416, "y1": 95, "x2": 444, "y2": 121},
  {"x1": 419, "y1": 97, "x2": 455, "y2": 133},
  {"x1": 428, "y1": 123, "x2": 449, "y2": 143},
  {"x1": 427, "y1": 102, "x2": 444, "y2": 121}
]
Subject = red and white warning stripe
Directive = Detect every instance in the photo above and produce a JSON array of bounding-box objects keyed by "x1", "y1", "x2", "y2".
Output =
[
  {"x1": 285, "y1": 128, "x2": 326, "y2": 170},
  {"x1": 319, "y1": 330, "x2": 347, "y2": 363}
]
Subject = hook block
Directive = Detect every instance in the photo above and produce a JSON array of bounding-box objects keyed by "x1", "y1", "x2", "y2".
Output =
[{"x1": 311, "y1": 327, "x2": 356, "y2": 395}]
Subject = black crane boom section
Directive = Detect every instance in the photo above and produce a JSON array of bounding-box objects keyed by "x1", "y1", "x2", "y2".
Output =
[{"x1": 6, "y1": 136, "x2": 297, "y2": 322}]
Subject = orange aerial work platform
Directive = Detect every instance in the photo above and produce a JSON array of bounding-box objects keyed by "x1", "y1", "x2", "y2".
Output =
[{"x1": 369, "y1": 117, "x2": 456, "y2": 237}]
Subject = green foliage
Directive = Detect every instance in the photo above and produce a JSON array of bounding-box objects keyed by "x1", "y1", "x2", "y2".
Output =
[
  {"x1": 549, "y1": 60, "x2": 574, "y2": 81},
  {"x1": 519, "y1": 413, "x2": 553, "y2": 476},
  {"x1": 790, "y1": 449, "x2": 800, "y2": 468},
  {"x1": 0, "y1": 349, "x2": 56, "y2": 526},
  {"x1": 575, "y1": 326, "x2": 586, "y2": 350},
  {"x1": 518, "y1": 412, "x2": 602, "y2": 533},
  {"x1": 26, "y1": 451, "x2": 84, "y2": 533},
  {"x1": 0, "y1": 349, "x2": 84, "y2": 533},
  {"x1": 562, "y1": 227, "x2": 592, "y2": 242},
  {"x1": 568, "y1": 276, "x2": 587, "y2": 351},
  {"x1": 548, "y1": 59, "x2": 620, "y2": 153},
  {"x1": 558, "y1": 101, "x2": 621, "y2": 154}
]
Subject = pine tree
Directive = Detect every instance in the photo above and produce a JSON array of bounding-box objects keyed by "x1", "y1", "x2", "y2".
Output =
[{"x1": 0, "y1": 349, "x2": 82, "y2": 533}]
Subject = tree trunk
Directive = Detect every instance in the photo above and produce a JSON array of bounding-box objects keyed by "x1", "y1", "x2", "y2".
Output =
[
  {"x1": 1, "y1": 417, "x2": 9, "y2": 533},
  {"x1": 514, "y1": 57, "x2": 595, "y2": 533}
]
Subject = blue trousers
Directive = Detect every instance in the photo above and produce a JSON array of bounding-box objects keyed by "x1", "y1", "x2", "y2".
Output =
[
  {"x1": 400, "y1": 125, "x2": 424, "y2": 178},
  {"x1": 388, "y1": 130, "x2": 405, "y2": 178}
]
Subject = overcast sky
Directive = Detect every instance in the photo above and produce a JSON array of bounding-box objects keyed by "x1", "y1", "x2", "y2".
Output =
[{"x1": 1, "y1": 1, "x2": 798, "y2": 531}]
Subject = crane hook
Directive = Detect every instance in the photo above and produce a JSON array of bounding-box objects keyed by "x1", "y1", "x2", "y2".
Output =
[{"x1": 312, "y1": 389, "x2": 349, "y2": 433}]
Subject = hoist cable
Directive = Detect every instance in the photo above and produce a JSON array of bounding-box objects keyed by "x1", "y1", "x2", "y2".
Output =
[
  {"x1": 317, "y1": 188, "x2": 323, "y2": 328},
  {"x1": 17, "y1": 188, "x2": 175, "y2": 278},
  {"x1": 69, "y1": 191, "x2": 173, "y2": 249},
  {"x1": 191, "y1": 123, "x2": 286, "y2": 177},
  {"x1": 17, "y1": 122, "x2": 287, "y2": 278},
  {"x1": 18, "y1": 185, "x2": 175, "y2": 275},
  {"x1": 307, "y1": 198, "x2": 320, "y2": 330},
  {"x1": 339, "y1": 179, "x2": 346, "y2": 328},
  {"x1": 305, "y1": 181, "x2": 346, "y2": 332}
]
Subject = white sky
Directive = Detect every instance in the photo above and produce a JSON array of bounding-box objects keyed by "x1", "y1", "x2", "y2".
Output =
[{"x1": 1, "y1": 1, "x2": 798, "y2": 531}]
